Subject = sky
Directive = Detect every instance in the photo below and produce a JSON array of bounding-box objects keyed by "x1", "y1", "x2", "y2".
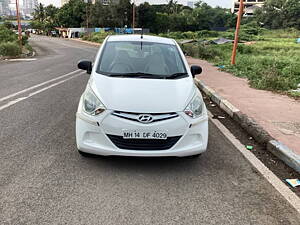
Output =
[{"x1": 38, "y1": 0, "x2": 232, "y2": 8}]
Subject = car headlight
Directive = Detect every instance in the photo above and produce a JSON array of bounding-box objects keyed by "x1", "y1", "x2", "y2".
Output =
[
  {"x1": 184, "y1": 95, "x2": 203, "y2": 118},
  {"x1": 83, "y1": 86, "x2": 105, "y2": 116}
]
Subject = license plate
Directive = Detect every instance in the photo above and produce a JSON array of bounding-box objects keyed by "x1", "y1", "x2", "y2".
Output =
[{"x1": 122, "y1": 130, "x2": 168, "y2": 140}]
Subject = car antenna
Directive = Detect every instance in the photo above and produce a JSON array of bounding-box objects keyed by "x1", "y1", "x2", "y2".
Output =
[{"x1": 140, "y1": 28, "x2": 143, "y2": 50}]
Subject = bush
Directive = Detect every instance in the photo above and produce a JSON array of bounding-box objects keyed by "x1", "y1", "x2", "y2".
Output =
[
  {"x1": 181, "y1": 43, "x2": 225, "y2": 60},
  {"x1": 0, "y1": 25, "x2": 18, "y2": 43},
  {"x1": 196, "y1": 30, "x2": 220, "y2": 38},
  {"x1": 237, "y1": 44, "x2": 255, "y2": 54},
  {"x1": 82, "y1": 32, "x2": 112, "y2": 43},
  {"x1": 0, "y1": 42, "x2": 21, "y2": 56},
  {"x1": 182, "y1": 31, "x2": 196, "y2": 39},
  {"x1": 159, "y1": 32, "x2": 184, "y2": 39},
  {"x1": 21, "y1": 35, "x2": 28, "y2": 45},
  {"x1": 3, "y1": 21, "x2": 14, "y2": 29},
  {"x1": 197, "y1": 44, "x2": 223, "y2": 60}
]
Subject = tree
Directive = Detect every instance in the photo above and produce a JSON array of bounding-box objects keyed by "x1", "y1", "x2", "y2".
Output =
[
  {"x1": 56, "y1": 0, "x2": 85, "y2": 27},
  {"x1": 137, "y1": 2, "x2": 156, "y2": 29},
  {"x1": 28, "y1": 0, "x2": 238, "y2": 34},
  {"x1": 32, "y1": 3, "x2": 59, "y2": 34},
  {"x1": 255, "y1": 0, "x2": 300, "y2": 29},
  {"x1": 33, "y1": 3, "x2": 45, "y2": 22}
]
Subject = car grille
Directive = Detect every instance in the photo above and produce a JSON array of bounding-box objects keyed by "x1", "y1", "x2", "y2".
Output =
[
  {"x1": 106, "y1": 134, "x2": 182, "y2": 151},
  {"x1": 111, "y1": 111, "x2": 178, "y2": 123}
]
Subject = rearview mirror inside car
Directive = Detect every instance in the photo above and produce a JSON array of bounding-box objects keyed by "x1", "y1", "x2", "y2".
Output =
[
  {"x1": 190, "y1": 65, "x2": 202, "y2": 77},
  {"x1": 78, "y1": 60, "x2": 92, "y2": 74}
]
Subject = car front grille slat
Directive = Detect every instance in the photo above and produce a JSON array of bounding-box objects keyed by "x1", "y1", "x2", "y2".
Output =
[
  {"x1": 107, "y1": 135, "x2": 181, "y2": 150},
  {"x1": 111, "y1": 111, "x2": 178, "y2": 123}
]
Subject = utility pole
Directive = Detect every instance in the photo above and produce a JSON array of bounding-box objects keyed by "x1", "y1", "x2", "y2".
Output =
[
  {"x1": 231, "y1": 0, "x2": 244, "y2": 65},
  {"x1": 132, "y1": 1, "x2": 135, "y2": 30},
  {"x1": 86, "y1": 4, "x2": 89, "y2": 30},
  {"x1": 85, "y1": 0, "x2": 90, "y2": 35},
  {"x1": 15, "y1": 0, "x2": 22, "y2": 50}
]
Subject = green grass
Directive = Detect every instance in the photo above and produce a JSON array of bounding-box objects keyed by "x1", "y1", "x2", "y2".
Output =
[
  {"x1": 81, "y1": 32, "x2": 112, "y2": 44},
  {"x1": 180, "y1": 29, "x2": 300, "y2": 96}
]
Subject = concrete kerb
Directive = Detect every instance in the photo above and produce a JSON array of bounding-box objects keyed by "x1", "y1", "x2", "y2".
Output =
[
  {"x1": 194, "y1": 78, "x2": 300, "y2": 173},
  {"x1": 69, "y1": 38, "x2": 101, "y2": 46},
  {"x1": 267, "y1": 141, "x2": 300, "y2": 173}
]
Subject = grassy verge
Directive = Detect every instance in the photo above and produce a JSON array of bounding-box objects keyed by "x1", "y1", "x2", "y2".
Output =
[
  {"x1": 81, "y1": 32, "x2": 113, "y2": 44},
  {"x1": 0, "y1": 24, "x2": 33, "y2": 59},
  {"x1": 178, "y1": 28, "x2": 300, "y2": 97}
]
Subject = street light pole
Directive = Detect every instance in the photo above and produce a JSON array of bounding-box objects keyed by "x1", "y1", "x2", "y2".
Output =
[
  {"x1": 15, "y1": 0, "x2": 22, "y2": 50},
  {"x1": 231, "y1": 0, "x2": 244, "y2": 65}
]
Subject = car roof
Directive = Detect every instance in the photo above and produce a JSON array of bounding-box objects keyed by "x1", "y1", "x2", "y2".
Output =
[{"x1": 107, "y1": 35, "x2": 176, "y2": 45}]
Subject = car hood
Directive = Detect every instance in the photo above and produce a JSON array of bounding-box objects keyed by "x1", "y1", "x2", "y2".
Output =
[{"x1": 89, "y1": 75, "x2": 195, "y2": 113}]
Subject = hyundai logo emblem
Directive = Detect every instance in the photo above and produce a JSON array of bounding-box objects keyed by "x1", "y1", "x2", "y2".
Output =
[{"x1": 138, "y1": 114, "x2": 153, "y2": 124}]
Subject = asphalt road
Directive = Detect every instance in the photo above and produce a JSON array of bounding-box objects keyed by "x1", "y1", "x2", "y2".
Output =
[{"x1": 0, "y1": 36, "x2": 299, "y2": 225}]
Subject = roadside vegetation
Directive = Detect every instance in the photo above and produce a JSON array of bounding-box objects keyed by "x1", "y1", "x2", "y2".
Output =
[
  {"x1": 30, "y1": 0, "x2": 236, "y2": 34},
  {"x1": 178, "y1": 27, "x2": 300, "y2": 96},
  {"x1": 0, "y1": 23, "x2": 32, "y2": 58},
  {"x1": 81, "y1": 32, "x2": 112, "y2": 43}
]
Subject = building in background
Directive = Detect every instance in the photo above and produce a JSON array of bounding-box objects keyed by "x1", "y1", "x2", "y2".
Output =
[
  {"x1": 22, "y1": 0, "x2": 38, "y2": 16},
  {"x1": 232, "y1": 0, "x2": 265, "y2": 16},
  {"x1": 0, "y1": 0, "x2": 10, "y2": 16}
]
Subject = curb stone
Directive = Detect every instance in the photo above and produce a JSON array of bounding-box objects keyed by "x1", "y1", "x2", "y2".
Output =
[
  {"x1": 69, "y1": 38, "x2": 101, "y2": 46},
  {"x1": 267, "y1": 141, "x2": 300, "y2": 173},
  {"x1": 195, "y1": 78, "x2": 300, "y2": 173}
]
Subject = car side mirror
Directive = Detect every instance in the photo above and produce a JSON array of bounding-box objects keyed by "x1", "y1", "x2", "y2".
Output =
[
  {"x1": 78, "y1": 60, "x2": 92, "y2": 74},
  {"x1": 191, "y1": 65, "x2": 202, "y2": 78}
]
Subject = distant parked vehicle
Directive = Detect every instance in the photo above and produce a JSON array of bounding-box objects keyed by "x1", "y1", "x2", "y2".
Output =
[{"x1": 50, "y1": 31, "x2": 58, "y2": 37}]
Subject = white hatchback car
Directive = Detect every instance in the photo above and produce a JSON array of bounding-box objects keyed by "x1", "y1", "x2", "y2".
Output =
[{"x1": 76, "y1": 35, "x2": 208, "y2": 157}]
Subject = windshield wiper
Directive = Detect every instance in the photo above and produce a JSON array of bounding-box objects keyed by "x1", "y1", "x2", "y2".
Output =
[
  {"x1": 109, "y1": 72, "x2": 165, "y2": 79},
  {"x1": 166, "y1": 72, "x2": 188, "y2": 79}
]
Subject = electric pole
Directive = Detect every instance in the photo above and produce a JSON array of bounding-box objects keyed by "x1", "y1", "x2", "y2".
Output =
[
  {"x1": 85, "y1": 0, "x2": 90, "y2": 35},
  {"x1": 231, "y1": 0, "x2": 244, "y2": 65},
  {"x1": 132, "y1": 1, "x2": 135, "y2": 30},
  {"x1": 15, "y1": 0, "x2": 22, "y2": 50}
]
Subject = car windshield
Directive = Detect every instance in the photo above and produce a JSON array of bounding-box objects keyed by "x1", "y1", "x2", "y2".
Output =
[{"x1": 97, "y1": 41, "x2": 187, "y2": 79}]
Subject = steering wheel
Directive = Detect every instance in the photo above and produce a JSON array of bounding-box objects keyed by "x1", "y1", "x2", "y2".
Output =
[{"x1": 109, "y1": 62, "x2": 134, "y2": 73}]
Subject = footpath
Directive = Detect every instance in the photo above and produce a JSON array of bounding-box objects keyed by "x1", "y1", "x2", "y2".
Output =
[{"x1": 188, "y1": 57, "x2": 300, "y2": 172}]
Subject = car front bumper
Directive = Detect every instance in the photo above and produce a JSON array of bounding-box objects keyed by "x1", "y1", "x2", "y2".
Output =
[{"x1": 76, "y1": 105, "x2": 208, "y2": 157}]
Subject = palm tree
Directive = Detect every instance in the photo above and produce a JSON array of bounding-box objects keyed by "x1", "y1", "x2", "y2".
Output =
[{"x1": 33, "y1": 3, "x2": 45, "y2": 22}]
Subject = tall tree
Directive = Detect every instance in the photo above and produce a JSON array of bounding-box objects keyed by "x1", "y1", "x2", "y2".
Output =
[
  {"x1": 255, "y1": 0, "x2": 300, "y2": 29},
  {"x1": 33, "y1": 3, "x2": 45, "y2": 22},
  {"x1": 56, "y1": 0, "x2": 86, "y2": 27}
]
